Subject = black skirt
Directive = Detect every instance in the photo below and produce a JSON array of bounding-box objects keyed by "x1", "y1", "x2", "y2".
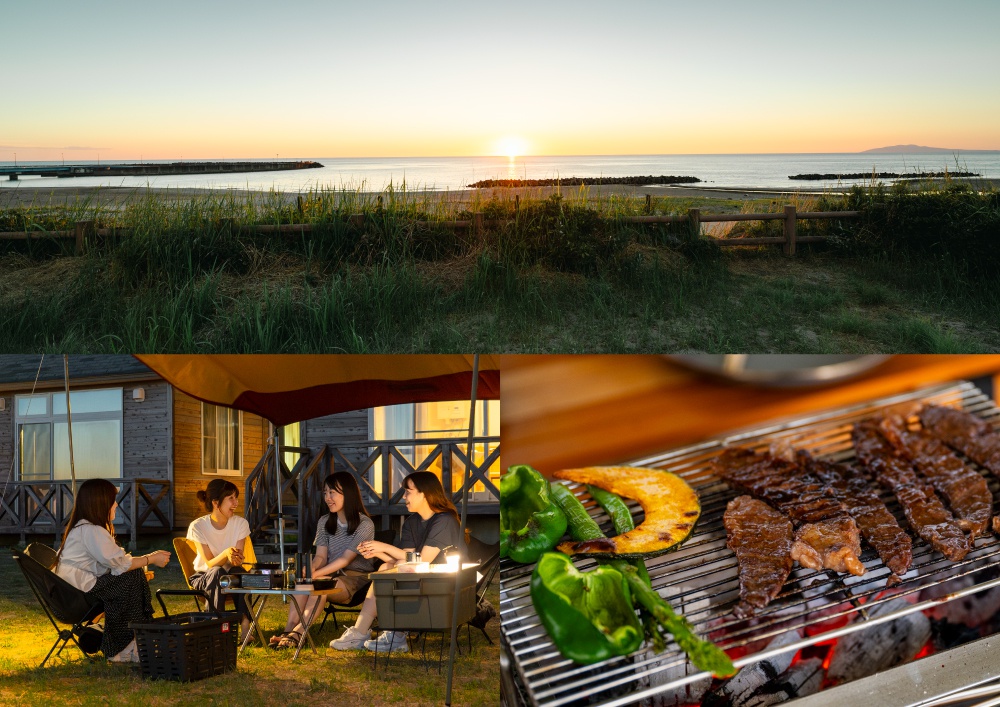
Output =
[{"x1": 85, "y1": 568, "x2": 153, "y2": 658}]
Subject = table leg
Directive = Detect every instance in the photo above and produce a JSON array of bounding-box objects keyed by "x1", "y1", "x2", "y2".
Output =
[
  {"x1": 239, "y1": 594, "x2": 268, "y2": 656},
  {"x1": 288, "y1": 594, "x2": 319, "y2": 660}
]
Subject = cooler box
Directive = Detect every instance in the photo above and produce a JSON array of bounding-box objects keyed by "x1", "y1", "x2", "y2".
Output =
[
  {"x1": 370, "y1": 565, "x2": 477, "y2": 630},
  {"x1": 130, "y1": 611, "x2": 240, "y2": 681}
]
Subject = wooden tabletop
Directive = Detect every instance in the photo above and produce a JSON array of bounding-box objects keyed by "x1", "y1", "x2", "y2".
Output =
[{"x1": 499, "y1": 355, "x2": 1000, "y2": 475}]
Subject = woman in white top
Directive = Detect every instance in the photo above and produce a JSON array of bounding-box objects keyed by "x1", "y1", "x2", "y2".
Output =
[
  {"x1": 55, "y1": 478, "x2": 172, "y2": 663},
  {"x1": 186, "y1": 478, "x2": 253, "y2": 637}
]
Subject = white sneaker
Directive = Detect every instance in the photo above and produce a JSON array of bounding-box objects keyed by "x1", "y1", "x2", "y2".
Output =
[
  {"x1": 364, "y1": 630, "x2": 409, "y2": 653},
  {"x1": 109, "y1": 639, "x2": 139, "y2": 663},
  {"x1": 330, "y1": 626, "x2": 370, "y2": 650}
]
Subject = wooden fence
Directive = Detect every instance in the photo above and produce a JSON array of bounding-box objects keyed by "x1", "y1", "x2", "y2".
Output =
[
  {"x1": 244, "y1": 437, "x2": 500, "y2": 551},
  {"x1": 0, "y1": 205, "x2": 859, "y2": 256},
  {"x1": 0, "y1": 478, "x2": 171, "y2": 549}
]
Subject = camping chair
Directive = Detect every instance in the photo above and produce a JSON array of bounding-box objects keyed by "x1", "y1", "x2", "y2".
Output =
[
  {"x1": 463, "y1": 535, "x2": 501, "y2": 646},
  {"x1": 173, "y1": 536, "x2": 258, "y2": 613},
  {"x1": 12, "y1": 548, "x2": 105, "y2": 667},
  {"x1": 25, "y1": 542, "x2": 58, "y2": 570},
  {"x1": 316, "y1": 528, "x2": 397, "y2": 634}
]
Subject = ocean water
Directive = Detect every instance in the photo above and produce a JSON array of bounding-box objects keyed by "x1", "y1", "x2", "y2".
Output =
[{"x1": 2, "y1": 153, "x2": 998, "y2": 193}]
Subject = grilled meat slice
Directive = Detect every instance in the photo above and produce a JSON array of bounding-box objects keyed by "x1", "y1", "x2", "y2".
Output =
[
  {"x1": 724, "y1": 495, "x2": 794, "y2": 618},
  {"x1": 879, "y1": 416, "x2": 992, "y2": 540},
  {"x1": 799, "y1": 453, "x2": 913, "y2": 580},
  {"x1": 715, "y1": 448, "x2": 865, "y2": 575},
  {"x1": 853, "y1": 418, "x2": 969, "y2": 561},
  {"x1": 919, "y1": 405, "x2": 1000, "y2": 477}
]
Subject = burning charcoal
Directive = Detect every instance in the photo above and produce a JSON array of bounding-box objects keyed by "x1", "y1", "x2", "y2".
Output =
[
  {"x1": 743, "y1": 657, "x2": 824, "y2": 707},
  {"x1": 921, "y1": 573, "x2": 1000, "y2": 628},
  {"x1": 702, "y1": 629, "x2": 802, "y2": 707},
  {"x1": 826, "y1": 598, "x2": 931, "y2": 684},
  {"x1": 639, "y1": 655, "x2": 711, "y2": 707},
  {"x1": 931, "y1": 617, "x2": 982, "y2": 651}
]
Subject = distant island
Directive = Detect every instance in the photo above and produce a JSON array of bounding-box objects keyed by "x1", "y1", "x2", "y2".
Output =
[
  {"x1": 860, "y1": 144, "x2": 1000, "y2": 154},
  {"x1": 791, "y1": 170, "x2": 980, "y2": 181},
  {"x1": 468, "y1": 175, "x2": 701, "y2": 188}
]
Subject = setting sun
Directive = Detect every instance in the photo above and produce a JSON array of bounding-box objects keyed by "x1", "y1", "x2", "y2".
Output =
[{"x1": 496, "y1": 136, "x2": 529, "y2": 159}]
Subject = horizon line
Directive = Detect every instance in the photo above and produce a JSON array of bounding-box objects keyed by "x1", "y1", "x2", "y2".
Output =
[{"x1": 3, "y1": 149, "x2": 1000, "y2": 163}]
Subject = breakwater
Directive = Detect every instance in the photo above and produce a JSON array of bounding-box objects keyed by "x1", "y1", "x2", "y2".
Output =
[{"x1": 468, "y1": 175, "x2": 701, "y2": 188}]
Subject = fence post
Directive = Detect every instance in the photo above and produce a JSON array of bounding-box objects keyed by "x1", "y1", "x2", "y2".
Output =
[
  {"x1": 130, "y1": 480, "x2": 138, "y2": 551},
  {"x1": 687, "y1": 208, "x2": 701, "y2": 241},
  {"x1": 783, "y1": 205, "x2": 797, "y2": 255},
  {"x1": 349, "y1": 214, "x2": 365, "y2": 228},
  {"x1": 74, "y1": 220, "x2": 94, "y2": 256},
  {"x1": 514, "y1": 194, "x2": 520, "y2": 213},
  {"x1": 645, "y1": 194, "x2": 652, "y2": 214},
  {"x1": 473, "y1": 212, "x2": 484, "y2": 236}
]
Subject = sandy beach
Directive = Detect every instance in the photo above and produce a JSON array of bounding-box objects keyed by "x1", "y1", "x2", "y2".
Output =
[
  {"x1": 2, "y1": 178, "x2": 996, "y2": 210},
  {"x1": 0, "y1": 183, "x2": 846, "y2": 209}
]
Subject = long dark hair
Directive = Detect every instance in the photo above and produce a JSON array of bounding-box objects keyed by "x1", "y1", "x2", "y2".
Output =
[
  {"x1": 323, "y1": 472, "x2": 370, "y2": 536},
  {"x1": 404, "y1": 471, "x2": 459, "y2": 523},
  {"x1": 197, "y1": 478, "x2": 240, "y2": 514},
  {"x1": 57, "y1": 478, "x2": 119, "y2": 560}
]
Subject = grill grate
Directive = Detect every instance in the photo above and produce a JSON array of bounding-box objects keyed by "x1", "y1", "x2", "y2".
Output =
[{"x1": 501, "y1": 382, "x2": 1000, "y2": 707}]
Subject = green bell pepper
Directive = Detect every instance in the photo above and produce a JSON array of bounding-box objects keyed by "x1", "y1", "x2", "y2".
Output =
[
  {"x1": 552, "y1": 481, "x2": 736, "y2": 677},
  {"x1": 501, "y1": 465, "x2": 568, "y2": 564},
  {"x1": 530, "y1": 552, "x2": 644, "y2": 664}
]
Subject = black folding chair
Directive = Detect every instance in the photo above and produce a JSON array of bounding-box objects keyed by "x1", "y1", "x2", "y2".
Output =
[
  {"x1": 12, "y1": 549, "x2": 105, "y2": 667},
  {"x1": 464, "y1": 536, "x2": 501, "y2": 646},
  {"x1": 25, "y1": 542, "x2": 58, "y2": 570}
]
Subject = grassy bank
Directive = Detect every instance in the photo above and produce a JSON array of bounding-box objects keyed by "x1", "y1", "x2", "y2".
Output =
[
  {"x1": 0, "y1": 536, "x2": 500, "y2": 707},
  {"x1": 0, "y1": 183, "x2": 997, "y2": 352}
]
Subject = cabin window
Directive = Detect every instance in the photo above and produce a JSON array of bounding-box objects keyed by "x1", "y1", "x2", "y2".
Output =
[
  {"x1": 202, "y1": 403, "x2": 242, "y2": 476},
  {"x1": 370, "y1": 400, "x2": 500, "y2": 500},
  {"x1": 14, "y1": 388, "x2": 123, "y2": 482},
  {"x1": 280, "y1": 422, "x2": 302, "y2": 472}
]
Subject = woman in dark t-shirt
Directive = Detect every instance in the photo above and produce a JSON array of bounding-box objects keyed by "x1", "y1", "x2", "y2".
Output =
[{"x1": 329, "y1": 471, "x2": 463, "y2": 653}]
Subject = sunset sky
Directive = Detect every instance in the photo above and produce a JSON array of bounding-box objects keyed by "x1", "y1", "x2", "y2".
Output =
[{"x1": 4, "y1": 0, "x2": 999, "y2": 161}]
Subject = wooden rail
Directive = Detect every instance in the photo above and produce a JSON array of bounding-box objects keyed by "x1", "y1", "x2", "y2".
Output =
[
  {"x1": 0, "y1": 206, "x2": 860, "y2": 256},
  {"x1": 0, "y1": 478, "x2": 171, "y2": 549},
  {"x1": 243, "y1": 437, "x2": 500, "y2": 548}
]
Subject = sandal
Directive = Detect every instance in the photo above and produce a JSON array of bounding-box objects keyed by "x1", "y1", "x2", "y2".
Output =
[
  {"x1": 276, "y1": 631, "x2": 301, "y2": 649},
  {"x1": 269, "y1": 632, "x2": 289, "y2": 648}
]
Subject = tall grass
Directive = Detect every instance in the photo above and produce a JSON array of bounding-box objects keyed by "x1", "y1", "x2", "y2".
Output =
[{"x1": 0, "y1": 181, "x2": 997, "y2": 352}]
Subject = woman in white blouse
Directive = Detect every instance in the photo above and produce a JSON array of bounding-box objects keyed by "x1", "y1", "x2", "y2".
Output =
[{"x1": 55, "y1": 478, "x2": 171, "y2": 663}]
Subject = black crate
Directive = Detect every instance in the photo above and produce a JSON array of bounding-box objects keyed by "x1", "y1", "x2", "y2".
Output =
[{"x1": 130, "y1": 611, "x2": 239, "y2": 681}]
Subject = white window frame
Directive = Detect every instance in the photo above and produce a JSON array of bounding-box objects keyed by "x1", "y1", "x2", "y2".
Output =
[
  {"x1": 13, "y1": 387, "x2": 125, "y2": 481},
  {"x1": 200, "y1": 402, "x2": 243, "y2": 477}
]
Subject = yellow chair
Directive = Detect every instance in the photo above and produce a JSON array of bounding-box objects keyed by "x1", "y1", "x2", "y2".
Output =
[{"x1": 173, "y1": 536, "x2": 256, "y2": 613}]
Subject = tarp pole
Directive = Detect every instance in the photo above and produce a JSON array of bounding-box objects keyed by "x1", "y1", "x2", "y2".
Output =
[
  {"x1": 445, "y1": 354, "x2": 479, "y2": 705},
  {"x1": 62, "y1": 355, "x2": 77, "y2": 499},
  {"x1": 273, "y1": 425, "x2": 285, "y2": 577}
]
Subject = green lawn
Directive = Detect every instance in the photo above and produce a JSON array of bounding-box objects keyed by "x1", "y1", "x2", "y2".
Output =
[{"x1": 0, "y1": 537, "x2": 500, "y2": 706}]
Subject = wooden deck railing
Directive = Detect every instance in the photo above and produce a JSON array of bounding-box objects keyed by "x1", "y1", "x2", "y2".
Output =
[
  {"x1": 243, "y1": 437, "x2": 500, "y2": 551},
  {"x1": 0, "y1": 206, "x2": 858, "y2": 255},
  {"x1": 0, "y1": 478, "x2": 171, "y2": 549}
]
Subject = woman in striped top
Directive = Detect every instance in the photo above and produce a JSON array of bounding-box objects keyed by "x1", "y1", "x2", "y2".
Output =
[{"x1": 270, "y1": 472, "x2": 375, "y2": 649}]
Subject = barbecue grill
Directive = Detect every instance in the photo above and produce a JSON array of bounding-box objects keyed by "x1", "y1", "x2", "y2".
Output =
[{"x1": 500, "y1": 381, "x2": 1000, "y2": 707}]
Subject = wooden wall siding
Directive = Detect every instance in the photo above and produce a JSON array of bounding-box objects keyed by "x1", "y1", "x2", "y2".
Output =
[
  {"x1": 173, "y1": 390, "x2": 270, "y2": 529},
  {"x1": 123, "y1": 382, "x2": 170, "y2": 481},
  {"x1": 303, "y1": 409, "x2": 369, "y2": 470},
  {"x1": 0, "y1": 394, "x2": 11, "y2": 484}
]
